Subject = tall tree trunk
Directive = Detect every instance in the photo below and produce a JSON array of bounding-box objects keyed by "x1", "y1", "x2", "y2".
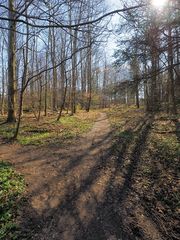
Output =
[
  {"x1": 57, "y1": 69, "x2": 68, "y2": 121},
  {"x1": 70, "y1": 29, "x2": 78, "y2": 115},
  {"x1": 30, "y1": 36, "x2": 35, "y2": 110},
  {"x1": 44, "y1": 51, "x2": 48, "y2": 116},
  {"x1": 150, "y1": 52, "x2": 159, "y2": 112},
  {"x1": 1, "y1": 41, "x2": 5, "y2": 115},
  {"x1": 135, "y1": 80, "x2": 140, "y2": 108},
  {"x1": 50, "y1": 28, "x2": 57, "y2": 111},
  {"x1": 102, "y1": 55, "x2": 107, "y2": 108},
  {"x1": 174, "y1": 28, "x2": 180, "y2": 103},
  {"x1": 168, "y1": 26, "x2": 177, "y2": 114},
  {"x1": 80, "y1": 51, "x2": 87, "y2": 109},
  {"x1": 86, "y1": 44, "x2": 92, "y2": 112},
  {"x1": 37, "y1": 79, "x2": 42, "y2": 121},
  {"x1": 7, "y1": 0, "x2": 16, "y2": 122},
  {"x1": 60, "y1": 34, "x2": 66, "y2": 108}
]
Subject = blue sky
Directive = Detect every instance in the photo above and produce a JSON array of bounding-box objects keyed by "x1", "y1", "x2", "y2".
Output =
[
  {"x1": 104, "y1": 0, "x2": 122, "y2": 62},
  {"x1": 106, "y1": 0, "x2": 122, "y2": 10}
]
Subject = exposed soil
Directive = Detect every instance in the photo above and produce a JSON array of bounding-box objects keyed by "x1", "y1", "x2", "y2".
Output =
[{"x1": 0, "y1": 112, "x2": 178, "y2": 240}]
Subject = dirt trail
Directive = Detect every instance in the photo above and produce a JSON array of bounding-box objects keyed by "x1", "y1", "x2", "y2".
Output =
[
  {"x1": 0, "y1": 113, "x2": 164, "y2": 240},
  {"x1": 0, "y1": 113, "x2": 113, "y2": 239}
]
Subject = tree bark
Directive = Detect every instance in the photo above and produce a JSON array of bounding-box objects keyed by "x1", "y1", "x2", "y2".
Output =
[
  {"x1": 168, "y1": 25, "x2": 177, "y2": 114},
  {"x1": 7, "y1": 0, "x2": 16, "y2": 122}
]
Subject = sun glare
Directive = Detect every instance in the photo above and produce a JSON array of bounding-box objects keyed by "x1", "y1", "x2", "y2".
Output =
[{"x1": 152, "y1": 0, "x2": 167, "y2": 8}]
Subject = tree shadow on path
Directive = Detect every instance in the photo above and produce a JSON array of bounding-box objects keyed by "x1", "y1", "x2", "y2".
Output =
[{"x1": 18, "y1": 114, "x2": 157, "y2": 240}]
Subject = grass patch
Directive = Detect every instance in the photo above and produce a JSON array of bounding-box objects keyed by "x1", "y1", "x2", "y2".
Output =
[
  {"x1": 0, "y1": 123, "x2": 16, "y2": 139},
  {"x1": 0, "y1": 161, "x2": 25, "y2": 240},
  {"x1": 19, "y1": 132, "x2": 52, "y2": 145},
  {"x1": 0, "y1": 111, "x2": 99, "y2": 146}
]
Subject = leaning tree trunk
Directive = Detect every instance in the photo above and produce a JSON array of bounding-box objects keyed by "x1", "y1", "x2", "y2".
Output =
[{"x1": 13, "y1": 6, "x2": 29, "y2": 139}]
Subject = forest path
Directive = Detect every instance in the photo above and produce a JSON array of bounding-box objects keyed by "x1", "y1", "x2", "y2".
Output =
[
  {"x1": 0, "y1": 112, "x2": 163, "y2": 240},
  {"x1": 0, "y1": 113, "x2": 116, "y2": 239}
]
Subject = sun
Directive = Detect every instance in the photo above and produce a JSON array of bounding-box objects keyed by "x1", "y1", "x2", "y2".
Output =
[{"x1": 151, "y1": 0, "x2": 167, "y2": 8}]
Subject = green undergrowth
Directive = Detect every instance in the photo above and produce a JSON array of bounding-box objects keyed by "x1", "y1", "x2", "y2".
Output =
[
  {"x1": 0, "y1": 111, "x2": 99, "y2": 146},
  {"x1": 0, "y1": 161, "x2": 25, "y2": 240}
]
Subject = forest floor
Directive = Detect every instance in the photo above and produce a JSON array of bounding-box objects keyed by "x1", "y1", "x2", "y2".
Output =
[{"x1": 0, "y1": 107, "x2": 179, "y2": 240}]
